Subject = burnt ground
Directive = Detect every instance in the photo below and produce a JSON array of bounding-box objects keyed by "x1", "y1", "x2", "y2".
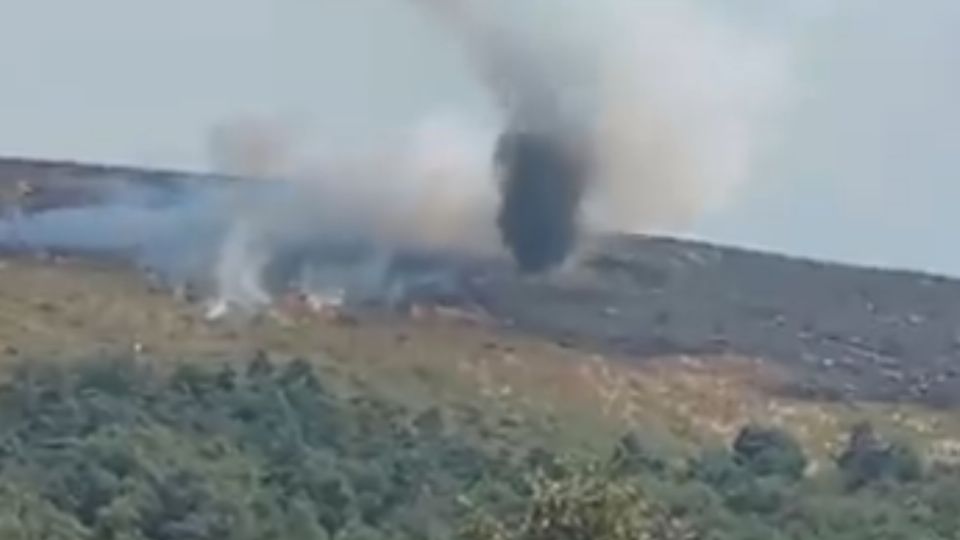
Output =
[
  {"x1": 4, "y1": 156, "x2": 960, "y2": 407},
  {"x1": 470, "y1": 236, "x2": 960, "y2": 407}
]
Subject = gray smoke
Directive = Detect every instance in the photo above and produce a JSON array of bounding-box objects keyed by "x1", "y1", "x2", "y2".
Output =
[
  {"x1": 493, "y1": 129, "x2": 587, "y2": 273},
  {"x1": 412, "y1": 0, "x2": 787, "y2": 271},
  {"x1": 0, "y1": 0, "x2": 794, "y2": 310},
  {"x1": 411, "y1": 0, "x2": 594, "y2": 272},
  {"x1": 485, "y1": 26, "x2": 591, "y2": 273}
]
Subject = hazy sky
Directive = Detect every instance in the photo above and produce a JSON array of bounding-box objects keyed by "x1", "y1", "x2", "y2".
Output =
[{"x1": 1, "y1": 0, "x2": 958, "y2": 275}]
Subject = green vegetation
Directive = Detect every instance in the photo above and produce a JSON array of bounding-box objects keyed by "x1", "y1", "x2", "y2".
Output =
[
  {"x1": 0, "y1": 355, "x2": 958, "y2": 539},
  {"x1": 0, "y1": 355, "x2": 527, "y2": 540}
]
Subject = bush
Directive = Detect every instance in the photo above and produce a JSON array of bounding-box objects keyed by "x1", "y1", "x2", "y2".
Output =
[
  {"x1": 0, "y1": 356, "x2": 954, "y2": 540},
  {"x1": 837, "y1": 422, "x2": 922, "y2": 490},
  {"x1": 0, "y1": 356, "x2": 524, "y2": 540},
  {"x1": 460, "y1": 460, "x2": 695, "y2": 540},
  {"x1": 732, "y1": 425, "x2": 807, "y2": 480}
]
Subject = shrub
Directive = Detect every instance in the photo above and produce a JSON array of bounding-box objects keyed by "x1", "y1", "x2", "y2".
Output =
[
  {"x1": 0, "y1": 356, "x2": 525, "y2": 540},
  {"x1": 732, "y1": 425, "x2": 807, "y2": 481},
  {"x1": 837, "y1": 422, "x2": 922, "y2": 490},
  {"x1": 460, "y1": 460, "x2": 695, "y2": 540},
  {"x1": 0, "y1": 355, "x2": 957, "y2": 540}
]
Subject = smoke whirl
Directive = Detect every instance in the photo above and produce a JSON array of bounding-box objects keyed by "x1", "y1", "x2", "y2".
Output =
[
  {"x1": 0, "y1": 0, "x2": 791, "y2": 314},
  {"x1": 494, "y1": 129, "x2": 588, "y2": 273},
  {"x1": 412, "y1": 0, "x2": 592, "y2": 272},
  {"x1": 484, "y1": 14, "x2": 591, "y2": 273},
  {"x1": 413, "y1": 0, "x2": 786, "y2": 271}
]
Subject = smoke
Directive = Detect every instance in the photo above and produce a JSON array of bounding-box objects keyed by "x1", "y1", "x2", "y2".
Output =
[
  {"x1": 196, "y1": 114, "x2": 504, "y2": 311},
  {"x1": 412, "y1": 0, "x2": 788, "y2": 268},
  {"x1": 0, "y1": 111, "x2": 503, "y2": 314},
  {"x1": 493, "y1": 130, "x2": 587, "y2": 273},
  {"x1": 411, "y1": 0, "x2": 591, "y2": 272},
  {"x1": 187, "y1": 0, "x2": 791, "y2": 288},
  {"x1": 0, "y1": 0, "x2": 796, "y2": 311},
  {"x1": 584, "y1": 2, "x2": 788, "y2": 232}
]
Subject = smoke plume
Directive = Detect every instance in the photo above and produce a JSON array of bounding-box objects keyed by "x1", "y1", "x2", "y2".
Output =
[
  {"x1": 413, "y1": 0, "x2": 786, "y2": 268},
  {"x1": 0, "y1": 0, "x2": 792, "y2": 311},
  {"x1": 494, "y1": 130, "x2": 587, "y2": 273},
  {"x1": 412, "y1": 0, "x2": 592, "y2": 272}
]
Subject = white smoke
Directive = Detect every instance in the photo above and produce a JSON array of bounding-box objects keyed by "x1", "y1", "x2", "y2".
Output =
[
  {"x1": 207, "y1": 111, "x2": 502, "y2": 254},
  {"x1": 197, "y1": 0, "x2": 796, "y2": 301},
  {"x1": 584, "y1": 2, "x2": 789, "y2": 232},
  {"x1": 0, "y1": 0, "x2": 807, "y2": 310},
  {"x1": 411, "y1": 0, "x2": 791, "y2": 234}
]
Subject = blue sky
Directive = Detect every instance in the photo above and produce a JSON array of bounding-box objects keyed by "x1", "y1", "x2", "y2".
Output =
[{"x1": 1, "y1": 0, "x2": 958, "y2": 275}]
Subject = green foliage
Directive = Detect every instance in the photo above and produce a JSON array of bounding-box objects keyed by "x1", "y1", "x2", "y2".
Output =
[
  {"x1": 611, "y1": 431, "x2": 679, "y2": 477},
  {"x1": 732, "y1": 425, "x2": 807, "y2": 480},
  {"x1": 837, "y1": 422, "x2": 923, "y2": 490},
  {"x1": 460, "y1": 460, "x2": 695, "y2": 540},
  {"x1": 0, "y1": 481, "x2": 90, "y2": 540},
  {"x1": 0, "y1": 356, "x2": 953, "y2": 540},
  {"x1": 649, "y1": 422, "x2": 951, "y2": 540},
  {"x1": 0, "y1": 356, "x2": 521, "y2": 540}
]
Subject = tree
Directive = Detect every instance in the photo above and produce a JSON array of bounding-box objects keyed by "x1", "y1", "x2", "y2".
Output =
[
  {"x1": 611, "y1": 431, "x2": 672, "y2": 476},
  {"x1": 837, "y1": 422, "x2": 922, "y2": 490},
  {"x1": 732, "y1": 425, "x2": 808, "y2": 481}
]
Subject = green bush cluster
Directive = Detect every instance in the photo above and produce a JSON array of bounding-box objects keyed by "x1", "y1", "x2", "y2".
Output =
[
  {"x1": 0, "y1": 356, "x2": 957, "y2": 540},
  {"x1": 0, "y1": 356, "x2": 521, "y2": 540},
  {"x1": 464, "y1": 421, "x2": 956, "y2": 540}
]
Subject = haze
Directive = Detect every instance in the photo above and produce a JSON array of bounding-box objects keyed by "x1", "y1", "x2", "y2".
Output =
[{"x1": 1, "y1": 0, "x2": 958, "y2": 275}]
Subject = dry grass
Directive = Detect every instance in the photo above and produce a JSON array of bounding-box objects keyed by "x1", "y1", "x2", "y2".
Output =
[{"x1": 0, "y1": 255, "x2": 958, "y2": 463}]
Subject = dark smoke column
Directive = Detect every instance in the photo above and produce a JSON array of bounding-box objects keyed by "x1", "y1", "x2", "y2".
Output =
[
  {"x1": 494, "y1": 127, "x2": 587, "y2": 273},
  {"x1": 483, "y1": 26, "x2": 590, "y2": 275},
  {"x1": 411, "y1": 0, "x2": 591, "y2": 273}
]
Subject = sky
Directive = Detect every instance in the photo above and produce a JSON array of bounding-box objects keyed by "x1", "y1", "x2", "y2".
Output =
[{"x1": 0, "y1": 0, "x2": 958, "y2": 275}]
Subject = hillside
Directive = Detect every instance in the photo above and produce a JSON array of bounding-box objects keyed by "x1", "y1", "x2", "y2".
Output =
[
  {"x1": 472, "y1": 234, "x2": 960, "y2": 406},
  {"x1": 4, "y1": 156, "x2": 960, "y2": 409},
  {"x1": 1, "y1": 157, "x2": 960, "y2": 538}
]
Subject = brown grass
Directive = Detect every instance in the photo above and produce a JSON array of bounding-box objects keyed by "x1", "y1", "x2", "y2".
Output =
[{"x1": 0, "y1": 254, "x2": 958, "y2": 463}]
